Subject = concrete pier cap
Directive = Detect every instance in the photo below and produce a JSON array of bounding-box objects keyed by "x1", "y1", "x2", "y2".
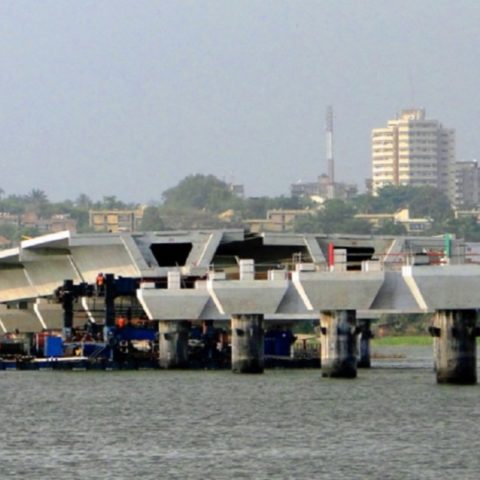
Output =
[
  {"x1": 292, "y1": 270, "x2": 385, "y2": 311},
  {"x1": 402, "y1": 265, "x2": 480, "y2": 311},
  {"x1": 403, "y1": 265, "x2": 480, "y2": 384},
  {"x1": 137, "y1": 287, "x2": 211, "y2": 321},
  {"x1": 206, "y1": 260, "x2": 290, "y2": 316}
]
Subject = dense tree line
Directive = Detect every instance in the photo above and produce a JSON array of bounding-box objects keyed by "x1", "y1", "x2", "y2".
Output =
[{"x1": 1, "y1": 176, "x2": 480, "y2": 244}]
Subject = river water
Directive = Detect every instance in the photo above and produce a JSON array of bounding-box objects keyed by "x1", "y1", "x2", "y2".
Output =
[{"x1": 1, "y1": 345, "x2": 480, "y2": 480}]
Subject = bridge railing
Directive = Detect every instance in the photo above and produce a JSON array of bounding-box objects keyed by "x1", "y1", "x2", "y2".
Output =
[{"x1": 206, "y1": 248, "x2": 479, "y2": 280}]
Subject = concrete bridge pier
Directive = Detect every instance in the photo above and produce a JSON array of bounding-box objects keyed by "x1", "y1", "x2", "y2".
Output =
[
  {"x1": 429, "y1": 309, "x2": 479, "y2": 384},
  {"x1": 103, "y1": 274, "x2": 117, "y2": 351},
  {"x1": 158, "y1": 320, "x2": 190, "y2": 369},
  {"x1": 231, "y1": 314, "x2": 264, "y2": 374},
  {"x1": 320, "y1": 310, "x2": 358, "y2": 378},
  {"x1": 357, "y1": 319, "x2": 374, "y2": 368},
  {"x1": 61, "y1": 280, "x2": 74, "y2": 340}
]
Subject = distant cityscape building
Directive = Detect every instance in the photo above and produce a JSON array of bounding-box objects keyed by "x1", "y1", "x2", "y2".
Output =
[
  {"x1": 228, "y1": 183, "x2": 245, "y2": 198},
  {"x1": 244, "y1": 209, "x2": 315, "y2": 233},
  {"x1": 355, "y1": 208, "x2": 432, "y2": 234},
  {"x1": 371, "y1": 109, "x2": 455, "y2": 199},
  {"x1": 89, "y1": 209, "x2": 144, "y2": 233},
  {"x1": 22, "y1": 213, "x2": 77, "y2": 234},
  {"x1": 291, "y1": 175, "x2": 357, "y2": 201},
  {"x1": 451, "y1": 160, "x2": 480, "y2": 208},
  {"x1": 0, "y1": 212, "x2": 76, "y2": 235}
]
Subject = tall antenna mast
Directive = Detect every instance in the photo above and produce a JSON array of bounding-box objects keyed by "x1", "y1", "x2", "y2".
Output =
[{"x1": 326, "y1": 106, "x2": 335, "y2": 198}]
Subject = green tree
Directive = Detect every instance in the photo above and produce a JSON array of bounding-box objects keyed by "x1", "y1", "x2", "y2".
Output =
[
  {"x1": 337, "y1": 218, "x2": 372, "y2": 234},
  {"x1": 0, "y1": 195, "x2": 26, "y2": 214},
  {"x1": 162, "y1": 174, "x2": 240, "y2": 213},
  {"x1": 374, "y1": 185, "x2": 453, "y2": 223},
  {"x1": 375, "y1": 185, "x2": 413, "y2": 212},
  {"x1": 293, "y1": 213, "x2": 322, "y2": 233},
  {"x1": 375, "y1": 220, "x2": 407, "y2": 235},
  {"x1": 75, "y1": 193, "x2": 93, "y2": 210},
  {"x1": 18, "y1": 226, "x2": 41, "y2": 240},
  {"x1": 352, "y1": 193, "x2": 383, "y2": 214},
  {"x1": 242, "y1": 197, "x2": 269, "y2": 218},
  {"x1": 409, "y1": 186, "x2": 453, "y2": 223},
  {"x1": 0, "y1": 224, "x2": 18, "y2": 242},
  {"x1": 293, "y1": 199, "x2": 369, "y2": 234},
  {"x1": 317, "y1": 199, "x2": 355, "y2": 234},
  {"x1": 97, "y1": 195, "x2": 127, "y2": 210},
  {"x1": 140, "y1": 206, "x2": 165, "y2": 231},
  {"x1": 443, "y1": 216, "x2": 480, "y2": 242},
  {"x1": 25, "y1": 189, "x2": 49, "y2": 216}
]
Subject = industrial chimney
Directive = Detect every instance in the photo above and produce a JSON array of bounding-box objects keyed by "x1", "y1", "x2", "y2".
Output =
[{"x1": 326, "y1": 106, "x2": 335, "y2": 199}]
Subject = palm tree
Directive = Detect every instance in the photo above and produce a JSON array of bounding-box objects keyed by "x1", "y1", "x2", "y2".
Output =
[
  {"x1": 25, "y1": 189, "x2": 49, "y2": 216},
  {"x1": 75, "y1": 193, "x2": 93, "y2": 210}
]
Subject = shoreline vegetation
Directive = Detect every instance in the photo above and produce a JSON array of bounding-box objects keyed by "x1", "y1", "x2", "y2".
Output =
[{"x1": 372, "y1": 335, "x2": 432, "y2": 346}]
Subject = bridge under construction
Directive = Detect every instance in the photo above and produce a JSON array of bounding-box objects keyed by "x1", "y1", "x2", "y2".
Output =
[{"x1": 1, "y1": 229, "x2": 480, "y2": 384}]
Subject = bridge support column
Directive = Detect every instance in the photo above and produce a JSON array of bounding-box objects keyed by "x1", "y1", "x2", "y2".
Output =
[
  {"x1": 158, "y1": 320, "x2": 190, "y2": 369},
  {"x1": 320, "y1": 310, "x2": 357, "y2": 378},
  {"x1": 231, "y1": 314, "x2": 264, "y2": 374},
  {"x1": 429, "y1": 310, "x2": 479, "y2": 384},
  {"x1": 357, "y1": 319, "x2": 373, "y2": 368},
  {"x1": 62, "y1": 280, "x2": 74, "y2": 340}
]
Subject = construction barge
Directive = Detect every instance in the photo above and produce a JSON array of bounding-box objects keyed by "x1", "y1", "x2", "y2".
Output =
[{"x1": 0, "y1": 327, "x2": 315, "y2": 371}]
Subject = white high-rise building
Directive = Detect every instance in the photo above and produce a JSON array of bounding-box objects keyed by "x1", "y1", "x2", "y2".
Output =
[{"x1": 371, "y1": 109, "x2": 455, "y2": 198}]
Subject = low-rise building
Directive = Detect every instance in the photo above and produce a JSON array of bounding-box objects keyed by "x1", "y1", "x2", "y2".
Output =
[
  {"x1": 355, "y1": 208, "x2": 432, "y2": 233},
  {"x1": 0, "y1": 212, "x2": 77, "y2": 234},
  {"x1": 22, "y1": 212, "x2": 77, "y2": 234},
  {"x1": 0, "y1": 212, "x2": 20, "y2": 227},
  {"x1": 89, "y1": 209, "x2": 144, "y2": 233},
  {"x1": 244, "y1": 209, "x2": 315, "y2": 233}
]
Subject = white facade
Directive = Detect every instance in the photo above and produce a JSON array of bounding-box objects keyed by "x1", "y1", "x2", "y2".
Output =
[{"x1": 372, "y1": 109, "x2": 455, "y2": 198}]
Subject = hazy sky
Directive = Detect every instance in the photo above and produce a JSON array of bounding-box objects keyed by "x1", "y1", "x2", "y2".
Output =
[{"x1": 1, "y1": 0, "x2": 479, "y2": 203}]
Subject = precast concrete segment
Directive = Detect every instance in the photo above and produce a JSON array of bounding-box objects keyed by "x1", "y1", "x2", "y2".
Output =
[
  {"x1": 36, "y1": 295, "x2": 91, "y2": 331},
  {"x1": 20, "y1": 254, "x2": 81, "y2": 298},
  {"x1": 369, "y1": 271, "x2": 423, "y2": 313},
  {"x1": 137, "y1": 288, "x2": 212, "y2": 320},
  {"x1": 0, "y1": 305, "x2": 44, "y2": 333},
  {"x1": 208, "y1": 279, "x2": 290, "y2": 315},
  {"x1": 187, "y1": 231, "x2": 224, "y2": 272},
  {"x1": 403, "y1": 265, "x2": 480, "y2": 310},
  {"x1": 20, "y1": 231, "x2": 71, "y2": 250},
  {"x1": 158, "y1": 320, "x2": 190, "y2": 369},
  {"x1": 357, "y1": 319, "x2": 373, "y2": 368},
  {"x1": 231, "y1": 314, "x2": 264, "y2": 374},
  {"x1": 69, "y1": 245, "x2": 139, "y2": 284},
  {"x1": 0, "y1": 268, "x2": 36, "y2": 302},
  {"x1": 320, "y1": 310, "x2": 357, "y2": 378},
  {"x1": 34, "y1": 299, "x2": 54, "y2": 329},
  {"x1": 275, "y1": 283, "x2": 311, "y2": 315},
  {"x1": 293, "y1": 271, "x2": 384, "y2": 311},
  {"x1": 119, "y1": 234, "x2": 151, "y2": 272},
  {"x1": 429, "y1": 310, "x2": 479, "y2": 385}
]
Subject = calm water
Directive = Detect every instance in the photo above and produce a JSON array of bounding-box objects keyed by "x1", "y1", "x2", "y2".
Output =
[{"x1": 2, "y1": 346, "x2": 480, "y2": 480}]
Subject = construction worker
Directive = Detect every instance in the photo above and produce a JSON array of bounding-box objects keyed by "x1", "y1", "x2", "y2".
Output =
[{"x1": 96, "y1": 272, "x2": 105, "y2": 296}]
